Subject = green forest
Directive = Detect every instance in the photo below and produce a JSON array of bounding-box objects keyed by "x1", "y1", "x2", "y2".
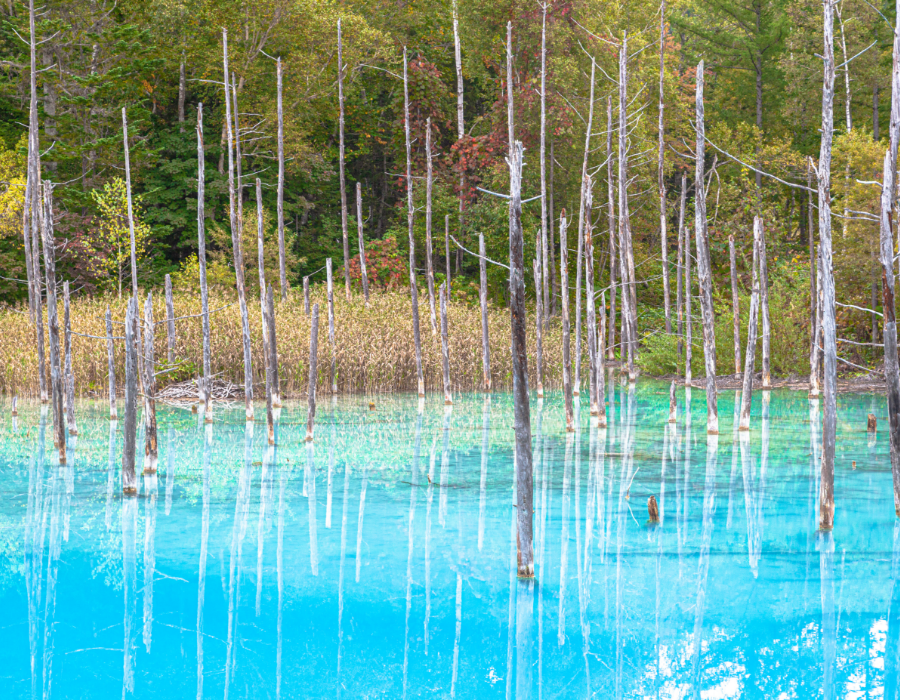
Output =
[{"x1": 0, "y1": 0, "x2": 893, "y2": 375}]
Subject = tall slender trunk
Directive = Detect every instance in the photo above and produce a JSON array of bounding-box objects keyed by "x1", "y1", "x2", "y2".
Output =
[
  {"x1": 818, "y1": 0, "x2": 837, "y2": 529},
  {"x1": 256, "y1": 179, "x2": 271, "y2": 403},
  {"x1": 618, "y1": 37, "x2": 637, "y2": 381},
  {"x1": 676, "y1": 174, "x2": 687, "y2": 368},
  {"x1": 337, "y1": 20, "x2": 351, "y2": 299},
  {"x1": 584, "y1": 177, "x2": 598, "y2": 416},
  {"x1": 164, "y1": 274, "x2": 176, "y2": 364},
  {"x1": 694, "y1": 60, "x2": 718, "y2": 434},
  {"x1": 739, "y1": 217, "x2": 762, "y2": 431},
  {"x1": 452, "y1": 0, "x2": 465, "y2": 276},
  {"x1": 403, "y1": 48, "x2": 425, "y2": 397},
  {"x1": 306, "y1": 304, "x2": 319, "y2": 441},
  {"x1": 539, "y1": 2, "x2": 550, "y2": 322},
  {"x1": 276, "y1": 58, "x2": 288, "y2": 300},
  {"x1": 575, "y1": 60, "x2": 596, "y2": 395},
  {"x1": 549, "y1": 140, "x2": 558, "y2": 316},
  {"x1": 479, "y1": 233, "x2": 491, "y2": 390},
  {"x1": 534, "y1": 246, "x2": 544, "y2": 399},
  {"x1": 658, "y1": 0, "x2": 671, "y2": 334},
  {"x1": 606, "y1": 97, "x2": 617, "y2": 361},
  {"x1": 196, "y1": 104, "x2": 212, "y2": 419},
  {"x1": 879, "y1": 0, "x2": 900, "y2": 516},
  {"x1": 41, "y1": 182, "x2": 64, "y2": 463},
  {"x1": 122, "y1": 109, "x2": 139, "y2": 300},
  {"x1": 356, "y1": 183, "x2": 369, "y2": 304},
  {"x1": 759, "y1": 220, "x2": 771, "y2": 387},
  {"x1": 106, "y1": 307, "x2": 117, "y2": 420},
  {"x1": 142, "y1": 293, "x2": 158, "y2": 475},
  {"x1": 729, "y1": 236, "x2": 741, "y2": 378},
  {"x1": 560, "y1": 211, "x2": 574, "y2": 431},
  {"x1": 265, "y1": 286, "x2": 276, "y2": 444},
  {"x1": 685, "y1": 223, "x2": 693, "y2": 386},
  {"x1": 63, "y1": 282, "x2": 76, "y2": 436},
  {"x1": 178, "y1": 59, "x2": 186, "y2": 130},
  {"x1": 425, "y1": 119, "x2": 437, "y2": 333},
  {"x1": 326, "y1": 258, "x2": 337, "y2": 393},
  {"x1": 808, "y1": 157, "x2": 817, "y2": 374},
  {"x1": 122, "y1": 297, "x2": 137, "y2": 492},
  {"x1": 440, "y1": 282, "x2": 452, "y2": 405}
]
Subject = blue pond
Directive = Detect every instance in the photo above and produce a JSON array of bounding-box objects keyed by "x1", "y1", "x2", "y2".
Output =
[{"x1": 0, "y1": 380, "x2": 897, "y2": 699}]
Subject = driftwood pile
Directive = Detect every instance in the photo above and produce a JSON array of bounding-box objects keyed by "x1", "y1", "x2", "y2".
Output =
[{"x1": 157, "y1": 378, "x2": 243, "y2": 403}]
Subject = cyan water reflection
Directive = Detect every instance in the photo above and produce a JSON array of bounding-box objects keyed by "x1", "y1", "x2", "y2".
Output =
[{"x1": 0, "y1": 380, "x2": 897, "y2": 699}]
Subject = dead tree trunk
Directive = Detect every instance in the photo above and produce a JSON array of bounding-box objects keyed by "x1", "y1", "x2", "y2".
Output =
[
  {"x1": 357, "y1": 183, "x2": 369, "y2": 304},
  {"x1": 178, "y1": 58, "x2": 186, "y2": 129},
  {"x1": 197, "y1": 104, "x2": 212, "y2": 419},
  {"x1": 106, "y1": 306, "x2": 117, "y2": 420},
  {"x1": 403, "y1": 47, "x2": 425, "y2": 397},
  {"x1": 303, "y1": 277, "x2": 310, "y2": 315},
  {"x1": 452, "y1": 0, "x2": 465, "y2": 282},
  {"x1": 426, "y1": 119, "x2": 437, "y2": 333},
  {"x1": 445, "y1": 215, "x2": 452, "y2": 292},
  {"x1": 337, "y1": 20, "x2": 351, "y2": 300},
  {"x1": 879, "y1": 0, "x2": 900, "y2": 516},
  {"x1": 256, "y1": 178, "x2": 271, "y2": 397},
  {"x1": 223, "y1": 30, "x2": 253, "y2": 421},
  {"x1": 597, "y1": 291, "x2": 607, "y2": 427},
  {"x1": 164, "y1": 274, "x2": 175, "y2": 364},
  {"x1": 560, "y1": 210, "x2": 574, "y2": 431},
  {"x1": 63, "y1": 281, "x2": 76, "y2": 436},
  {"x1": 685, "y1": 224, "x2": 693, "y2": 387},
  {"x1": 479, "y1": 233, "x2": 491, "y2": 391},
  {"x1": 122, "y1": 109, "x2": 140, "y2": 301},
  {"x1": 694, "y1": 60, "x2": 718, "y2": 434},
  {"x1": 276, "y1": 57, "x2": 288, "y2": 300},
  {"x1": 534, "y1": 250, "x2": 544, "y2": 399},
  {"x1": 808, "y1": 157, "x2": 817, "y2": 365},
  {"x1": 574, "y1": 60, "x2": 596, "y2": 396},
  {"x1": 729, "y1": 236, "x2": 741, "y2": 378},
  {"x1": 440, "y1": 282, "x2": 452, "y2": 405},
  {"x1": 550, "y1": 140, "x2": 558, "y2": 316},
  {"x1": 509, "y1": 137, "x2": 534, "y2": 579},
  {"x1": 740, "y1": 217, "x2": 762, "y2": 431},
  {"x1": 41, "y1": 182, "x2": 64, "y2": 462},
  {"x1": 539, "y1": 1, "x2": 550, "y2": 322},
  {"x1": 809, "y1": 242, "x2": 822, "y2": 399},
  {"x1": 142, "y1": 293, "x2": 158, "y2": 474},
  {"x1": 658, "y1": 0, "x2": 671, "y2": 334},
  {"x1": 28, "y1": 5, "x2": 46, "y2": 401},
  {"x1": 618, "y1": 37, "x2": 637, "y2": 380},
  {"x1": 759, "y1": 220, "x2": 771, "y2": 388},
  {"x1": 818, "y1": 0, "x2": 837, "y2": 530},
  {"x1": 584, "y1": 176, "x2": 599, "y2": 416},
  {"x1": 306, "y1": 303, "x2": 319, "y2": 442},
  {"x1": 606, "y1": 96, "x2": 617, "y2": 361},
  {"x1": 268, "y1": 283, "x2": 280, "y2": 408},
  {"x1": 266, "y1": 285, "x2": 276, "y2": 445},
  {"x1": 122, "y1": 296, "x2": 137, "y2": 493},
  {"x1": 676, "y1": 174, "x2": 687, "y2": 368},
  {"x1": 326, "y1": 258, "x2": 337, "y2": 393}
]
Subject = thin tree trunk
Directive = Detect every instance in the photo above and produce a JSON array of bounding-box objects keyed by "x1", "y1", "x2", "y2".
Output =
[
  {"x1": 874, "y1": 85, "x2": 880, "y2": 141},
  {"x1": 197, "y1": 104, "x2": 212, "y2": 419},
  {"x1": 818, "y1": 0, "x2": 837, "y2": 529},
  {"x1": 356, "y1": 183, "x2": 369, "y2": 304},
  {"x1": 142, "y1": 293, "x2": 158, "y2": 474},
  {"x1": 306, "y1": 303, "x2": 319, "y2": 442},
  {"x1": 618, "y1": 38, "x2": 637, "y2": 381},
  {"x1": 759, "y1": 220, "x2": 771, "y2": 388},
  {"x1": 668, "y1": 379, "x2": 677, "y2": 422},
  {"x1": 879, "y1": 0, "x2": 900, "y2": 516},
  {"x1": 597, "y1": 291, "x2": 607, "y2": 428},
  {"x1": 606, "y1": 96, "x2": 617, "y2": 362},
  {"x1": 23, "y1": 147, "x2": 34, "y2": 324},
  {"x1": 122, "y1": 109, "x2": 140, "y2": 300},
  {"x1": 123, "y1": 296, "x2": 137, "y2": 493},
  {"x1": 403, "y1": 47, "x2": 425, "y2": 397},
  {"x1": 106, "y1": 306, "x2": 117, "y2": 420},
  {"x1": 659, "y1": 0, "x2": 671, "y2": 334},
  {"x1": 740, "y1": 217, "x2": 762, "y2": 431},
  {"x1": 676, "y1": 174, "x2": 687, "y2": 368},
  {"x1": 729, "y1": 236, "x2": 741, "y2": 378},
  {"x1": 574, "y1": 60, "x2": 596, "y2": 396},
  {"x1": 164, "y1": 274, "x2": 176, "y2": 364},
  {"x1": 256, "y1": 178, "x2": 270, "y2": 400},
  {"x1": 539, "y1": 1, "x2": 549, "y2": 322},
  {"x1": 560, "y1": 210, "x2": 574, "y2": 431},
  {"x1": 685, "y1": 224, "x2": 693, "y2": 387},
  {"x1": 303, "y1": 277, "x2": 310, "y2": 315},
  {"x1": 178, "y1": 59, "x2": 186, "y2": 130},
  {"x1": 808, "y1": 157, "x2": 817, "y2": 367},
  {"x1": 549, "y1": 140, "x2": 558, "y2": 317},
  {"x1": 63, "y1": 281, "x2": 76, "y2": 436},
  {"x1": 337, "y1": 20, "x2": 351, "y2": 299},
  {"x1": 509, "y1": 137, "x2": 534, "y2": 579},
  {"x1": 534, "y1": 252, "x2": 544, "y2": 399},
  {"x1": 810, "y1": 243, "x2": 823, "y2": 398},
  {"x1": 28, "y1": 0, "x2": 45, "y2": 403},
  {"x1": 479, "y1": 233, "x2": 491, "y2": 391},
  {"x1": 266, "y1": 285, "x2": 275, "y2": 445},
  {"x1": 452, "y1": 0, "x2": 465, "y2": 281},
  {"x1": 41, "y1": 182, "x2": 64, "y2": 462},
  {"x1": 446, "y1": 215, "x2": 452, "y2": 292},
  {"x1": 441, "y1": 282, "x2": 452, "y2": 405},
  {"x1": 223, "y1": 31, "x2": 254, "y2": 421},
  {"x1": 276, "y1": 57, "x2": 288, "y2": 300},
  {"x1": 694, "y1": 60, "x2": 718, "y2": 434},
  {"x1": 426, "y1": 119, "x2": 437, "y2": 333},
  {"x1": 268, "y1": 283, "x2": 280, "y2": 408},
  {"x1": 326, "y1": 258, "x2": 337, "y2": 393},
  {"x1": 584, "y1": 177, "x2": 598, "y2": 416}
]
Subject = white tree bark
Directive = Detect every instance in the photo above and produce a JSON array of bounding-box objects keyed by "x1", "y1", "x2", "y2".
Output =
[
  {"x1": 276, "y1": 57, "x2": 288, "y2": 300},
  {"x1": 40, "y1": 182, "x2": 64, "y2": 462},
  {"x1": 440, "y1": 282, "x2": 452, "y2": 405},
  {"x1": 574, "y1": 60, "x2": 596, "y2": 396},
  {"x1": 658, "y1": 0, "x2": 671, "y2": 334},
  {"x1": 676, "y1": 175, "x2": 687, "y2": 369},
  {"x1": 584, "y1": 176, "x2": 599, "y2": 416},
  {"x1": 164, "y1": 274, "x2": 176, "y2": 365},
  {"x1": 356, "y1": 183, "x2": 369, "y2": 304},
  {"x1": 539, "y1": 1, "x2": 550, "y2": 321},
  {"x1": 618, "y1": 37, "x2": 637, "y2": 381},
  {"x1": 425, "y1": 119, "x2": 437, "y2": 333},
  {"x1": 196, "y1": 104, "x2": 212, "y2": 419},
  {"x1": 560, "y1": 210, "x2": 574, "y2": 431},
  {"x1": 729, "y1": 236, "x2": 741, "y2": 377},
  {"x1": 759, "y1": 220, "x2": 771, "y2": 387},
  {"x1": 142, "y1": 293, "x2": 158, "y2": 474},
  {"x1": 739, "y1": 217, "x2": 762, "y2": 431},
  {"x1": 122, "y1": 296, "x2": 137, "y2": 492},
  {"x1": 606, "y1": 97, "x2": 617, "y2": 361},
  {"x1": 106, "y1": 306, "x2": 117, "y2": 420},
  {"x1": 479, "y1": 233, "x2": 491, "y2": 391},
  {"x1": 685, "y1": 225, "x2": 693, "y2": 387},
  {"x1": 337, "y1": 20, "x2": 351, "y2": 299},
  {"x1": 63, "y1": 281, "x2": 76, "y2": 436},
  {"x1": 534, "y1": 252, "x2": 544, "y2": 399},
  {"x1": 303, "y1": 277, "x2": 310, "y2": 315},
  {"x1": 326, "y1": 258, "x2": 337, "y2": 393},
  {"x1": 306, "y1": 303, "x2": 319, "y2": 442}
]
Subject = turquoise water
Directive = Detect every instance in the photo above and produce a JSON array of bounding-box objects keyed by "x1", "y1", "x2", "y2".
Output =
[{"x1": 0, "y1": 380, "x2": 896, "y2": 699}]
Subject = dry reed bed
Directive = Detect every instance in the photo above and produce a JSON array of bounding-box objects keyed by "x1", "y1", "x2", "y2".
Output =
[{"x1": 0, "y1": 288, "x2": 575, "y2": 397}]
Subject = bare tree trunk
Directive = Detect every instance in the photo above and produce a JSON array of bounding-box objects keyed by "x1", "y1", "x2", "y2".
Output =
[
  {"x1": 879, "y1": 0, "x2": 900, "y2": 516},
  {"x1": 676, "y1": 174, "x2": 687, "y2": 368},
  {"x1": 509, "y1": 138, "x2": 534, "y2": 579},
  {"x1": 694, "y1": 61, "x2": 718, "y2": 434},
  {"x1": 534, "y1": 252, "x2": 544, "y2": 399},
  {"x1": 63, "y1": 281, "x2": 76, "y2": 436},
  {"x1": 326, "y1": 258, "x2": 337, "y2": 393},
  {"x1": 818, "y1": 0, "x2": 837, "y2": 530},
  {"x1": 303, "y1": 277, "x2": 310, "y2": 315},
  {"x1": 337, "y1": 20, "x2": 351, "y2": 300},
  {"x1": 274, "y1": 59, "x2": 288, "y2": 300},
  {"x1": 585, "y1": 178, "x2": 598, "y2": 416},
  {"x1": 808, "y1": 157, "x2": 817, "y2": 370},
  {"x1": 606, "y1": 96, "x2": 617, "y2": 362},
  {"x1": 685, "y1": 224, "x2": 693, "y2": 387},
  {"x1": 123, "y1": 296, "x2": 137, "y2": 493},
  {"x1": 574, "y1": 60, "x2": 596, "y2": 396},
  {"x1": 306, "y1": 303, "x2": 319, "y2": 442},
  {"x1": 27, "y1": 0, "x2": 45, "y2": 402},
  {"x1": 597, "y1": 292, "x2": 607, "y2": 427},
  {"x1": 403, "y1": 47, "x2": 425, "y2": 397},
  {"x1": 549, "y1": 140, "x2": 558, "y2": 316},
  {"x1": 142, "y1": 293, "x2": 158, "y2": 474},
  {"x1": 197, "y1": 104, "x2": 212, "y2": 419},
  {"x1": 729, "y1": 236, "x2": 741, "y2": 378},
  {"x1": 759, "y1": 220, "x2": 771, "y2": 388},
  {"x1": 223, "y1": 31, "x2": 253, "y2": 421},
  {"x1": 266, "y1": 285, "x2": 275, "y2": 445},
  {"x1": 268, "y1": 283, "x2": 280, "y2": 408},
  {"x1": 106, "y1": 306, "x2": 117, "y2": 420},
  {"x1": 479, "y1": 233, "x2": 491, "y2": 391},
  {"x1": 440, "y1": 282, "x2": 452, "y2": 405},
  {"x1": 122, "y1": 109, "x2": 140, "y2": 300},
  {"x1": 356, "y1": 183, "x2": 369, "y2": 304},
  {"x1": 164, "y1": 274, "x2": 175, "y2": 364},
  {"x1": 740, "y1": 217, "x2": 762, "y2": 431},
  {"x1": 659, "y1": 0, "x2": 671, "y2": 334},
  {"x1": 445, "y1": 214, "x2": 452, "y2": 292},
  {"x1": 425, "y1": 119, "x2": 437, "y2": 333},
  {"x1": 618, "y1": 38, "x2": 637, "y2": 381},
  {"x1": 178, "y1": 59, "x2": 186, "y2": 130},
  {"x1": 256, "y1": 178, "x2": 271, "y2": 398},
  {"x1": 539, "y1": 1, "x2": 550, "y2": 323},
  {"x1": 41, "y1": 182, "x2": 64, "y2": 462},
  {"x1": 560, "y1": 211, "x2": 574, "y2": 431},
  {"x1": 452, "y1": 0, "x2": 465, "y2": 281}
]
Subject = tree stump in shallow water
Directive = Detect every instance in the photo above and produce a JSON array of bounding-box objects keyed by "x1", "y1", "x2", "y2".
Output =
[
  {"x1": 648, "y1": 495, "x2": 660, "y2": 524},
  {"x1": 868, "y1": 414, "x2": 877, "y2": 432}
]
